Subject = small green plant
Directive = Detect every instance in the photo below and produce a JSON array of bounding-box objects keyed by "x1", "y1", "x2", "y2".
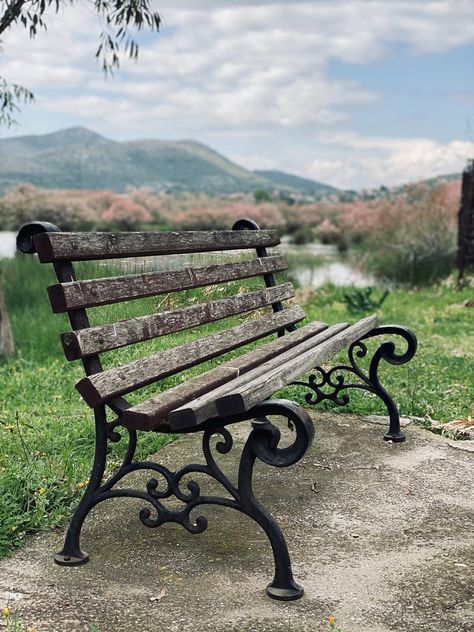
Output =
[
  {"x1": 342, "y1": 286, "x2": 389, "y2": 313},
  {"x1": 328, "y1": 615, "x2": 344, "y2": 631},
  {"x1": 1, "y1": 609, "x2": 34, "y2": 632}
]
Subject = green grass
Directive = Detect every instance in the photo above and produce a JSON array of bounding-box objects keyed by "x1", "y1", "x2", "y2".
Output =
[{"x1": 0, "y1": 253, "x2": 472, "y2": 558}]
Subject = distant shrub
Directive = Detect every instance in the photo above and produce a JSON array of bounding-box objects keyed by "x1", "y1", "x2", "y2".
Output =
[
  {"x1": 341, "y1": 181, "x2": 460, "y2": 284},
  {"x1": 292, "y1": 226, "x2": 315, "y2": 245},
  {"x1": 253, "y1": 189, "x2": 271, "y2": 202},
  {"x1": 100, "y1": 198, "x2": 152, "y2": 230}
]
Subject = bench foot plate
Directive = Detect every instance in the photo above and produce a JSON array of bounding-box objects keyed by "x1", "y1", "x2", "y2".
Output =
[
  {"x1": 384, "y1": 430, "x2": 406, "y2": 443},
  {"x1": 266, "y1": 581, "x2": 304, "y2": 601},
  {"x1": 54, "y1": 551, "x2": 89, "y2": 566}
]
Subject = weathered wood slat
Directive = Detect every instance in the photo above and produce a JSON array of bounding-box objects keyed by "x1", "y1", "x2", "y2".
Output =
[
  {"x1": 121, "y1": 367, "x2": 240, "y2": 431},
  {"x1": 167, "y1": 321, "x2": 348, "y2": 429},
  {"x1": 214, "y1": 315, "x2": 379, "y2": 416},
  {"x1": 47, "y1": 256, "x2": 286, "y2": 312},
  {"x1": 76, "y1": 305, "x2": 306, "y2": 407},
  {"x1": 121, "y1": 320, "x2": 328, "y2": 430},
  {"x1": 61, "y1": 283, "x2": 295, "y2": 360},
  {"x1": 34, "y1": 230, "x2": 280, "y2": 263}
]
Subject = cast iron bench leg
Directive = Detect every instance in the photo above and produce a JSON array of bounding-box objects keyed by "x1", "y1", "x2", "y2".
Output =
[
  {"x1": 54, "y1": 400, "x2": 314, "y2": 601},
  {"x1": 292, "y1": 325, "x2": 418, "y2": 442}
]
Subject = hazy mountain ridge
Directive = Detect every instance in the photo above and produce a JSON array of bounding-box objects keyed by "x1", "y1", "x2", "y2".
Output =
[
  {"x1": 0, "y1": 127, "x2": 335, "y2": 195},
  {"x1": 254, "y1": 169, "x2": 339, "y2": 193}
]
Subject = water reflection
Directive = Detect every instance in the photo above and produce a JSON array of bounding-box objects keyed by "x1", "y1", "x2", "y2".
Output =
[
  {"x1": 290, "y1": 260, "x2": 374, "y2": 288},
  {"x1": 0, "y1": 232, "x2": 16, "y2": 258}
]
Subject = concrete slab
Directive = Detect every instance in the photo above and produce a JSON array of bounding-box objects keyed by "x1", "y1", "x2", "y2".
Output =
[{"x1": 0, "y1": 412, "x2": 473, "y2": 632}]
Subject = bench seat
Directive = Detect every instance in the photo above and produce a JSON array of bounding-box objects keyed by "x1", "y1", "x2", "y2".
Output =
[{"x1": 121, "y1": 314, "x2": 378, "y2": 431}]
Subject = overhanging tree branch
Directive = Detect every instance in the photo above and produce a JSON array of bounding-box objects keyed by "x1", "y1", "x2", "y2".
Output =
[
  {"x1": 0, "y1": 76, "x2": 34, "y2": 128},
  {"x1": 0, "y1": 0, "x2": 161, "y2": 127}
]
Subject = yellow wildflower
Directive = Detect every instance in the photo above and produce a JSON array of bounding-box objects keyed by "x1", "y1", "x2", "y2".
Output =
[
  {"x1": 2, "y1": 607, "x2": 10, "y2": 617},
  {"x1": 38, "y1": 487, "x2": 46, "y2": 495},
  {"x1": 328, "y1": 615, "x2": 336, "y2": 626}
]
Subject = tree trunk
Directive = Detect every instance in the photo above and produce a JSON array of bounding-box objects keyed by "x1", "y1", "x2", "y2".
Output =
[{"x1": 0, "y1": 282, "x2": 14, "y2": 357}]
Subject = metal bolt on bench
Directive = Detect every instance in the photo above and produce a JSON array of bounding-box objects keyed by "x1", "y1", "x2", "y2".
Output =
[{"x1": 17, "y1": 218, "x2": 417, "y2": 601}]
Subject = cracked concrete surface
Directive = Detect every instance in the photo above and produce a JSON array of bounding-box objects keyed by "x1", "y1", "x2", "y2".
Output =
[{"x1": 0, "y1": 412, "x2": 473, "y2": 632}]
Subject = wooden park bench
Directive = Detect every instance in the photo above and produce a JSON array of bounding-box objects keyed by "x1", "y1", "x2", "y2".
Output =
[{"x1": 17, "y1": 218, "x2": 417, "y2": 601}]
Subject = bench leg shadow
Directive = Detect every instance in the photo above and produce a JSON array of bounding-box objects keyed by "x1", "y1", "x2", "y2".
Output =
[
  {"x1": 292, "y1": 325, "x2": 418, "y2": 442},
  {"x1": 54, "y1": 399, "x2": 314, "y2": 601}
]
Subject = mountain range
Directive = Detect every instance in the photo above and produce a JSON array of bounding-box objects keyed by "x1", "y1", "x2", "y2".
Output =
[{"x1": 0, "y1": 127, "x2": 337, "y2": 195}]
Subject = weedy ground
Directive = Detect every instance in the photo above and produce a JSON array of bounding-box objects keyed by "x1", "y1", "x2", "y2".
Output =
[{"x1": 0, "y1": 254, "x2": 472, "y2": 557}]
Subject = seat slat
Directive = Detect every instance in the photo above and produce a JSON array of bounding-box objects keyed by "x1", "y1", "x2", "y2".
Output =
[
  {"x1": 167, "y1": 321, "x2": 349, "y2": 429},
  {"x1": 47, "y1": 255, "x2": 286, "y2": 312},
  {"x1": 62, "y1": 283, "x2": 295, "y2": 360},
  {"x1": 214, "y1": 314, "x2": 379, "y2": 416},
  {"x1": 34, "y1": 230, "x2": 280, "y2": 263},
  {"x1": 121, "y1": 320, "x2": 329, "y2": 430},
  {"x1": 76, "y1": 305, "x2": 306, "y2": 407}
]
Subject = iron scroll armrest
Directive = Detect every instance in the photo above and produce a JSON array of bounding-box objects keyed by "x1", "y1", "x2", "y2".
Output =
[{"x1": 292, "y1": 325, "x2": 418, "y2": 442}]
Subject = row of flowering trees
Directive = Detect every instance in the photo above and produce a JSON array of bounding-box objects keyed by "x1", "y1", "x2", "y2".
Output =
[
  {"x1": 0, "y1": 185, "x2": 153, "y2": 231},
  {"x1": 0, "y1": 180, "x2": 461, "y2": 283}
]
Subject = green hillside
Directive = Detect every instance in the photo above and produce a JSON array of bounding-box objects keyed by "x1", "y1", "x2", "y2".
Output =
[{"x1": 0, "y1": 127, "x2": 329, "y2": 195}]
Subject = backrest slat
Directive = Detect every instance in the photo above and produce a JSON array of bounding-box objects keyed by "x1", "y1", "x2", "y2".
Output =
[
  {"x1": 48, "y1": 255, "x2": 286, "y2": 312},
  {"x1": 61, "y1": 283, "x2": 295, "y2": 360},
  {"x1": 76, "y1": 305, "x2": 306, "y2": 407},
  {"x1": 34, "y1": 230, "x2": 280, "y2": 262}
]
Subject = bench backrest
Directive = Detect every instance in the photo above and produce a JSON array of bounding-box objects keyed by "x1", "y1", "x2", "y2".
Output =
[{"x1": 31, "y1": 221, "x2": 304, "y2": 410}]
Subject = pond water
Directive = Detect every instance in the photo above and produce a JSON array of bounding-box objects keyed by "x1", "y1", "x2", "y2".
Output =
[
  {"x1": 0, "y1": 232, "x2": 17, "y2": 258},
  {"x1": 279, "y1": 238, "x2": 375, "y2": 288},
  {"x1": 289, "y1": 259, "x2": 375, "y2": 288}
]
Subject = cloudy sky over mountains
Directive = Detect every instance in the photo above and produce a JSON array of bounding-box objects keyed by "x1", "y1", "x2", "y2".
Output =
[{"x1": 2, "y1": 0, "x2": 474, "y2": 188}]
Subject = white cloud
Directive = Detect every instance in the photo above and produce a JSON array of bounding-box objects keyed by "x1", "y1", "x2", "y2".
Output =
[{"x1": 307, "y1": 134, "x2": 474, "y2": 189}]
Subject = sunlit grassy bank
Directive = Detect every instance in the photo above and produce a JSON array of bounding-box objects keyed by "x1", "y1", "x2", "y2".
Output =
[{"x1": 0, "y1": 254, "x2": 472, "y2": 557}]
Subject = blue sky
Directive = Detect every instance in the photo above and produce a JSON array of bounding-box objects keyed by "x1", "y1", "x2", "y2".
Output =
[{"x1": 1, "y1": 0, "x2": 473, "y2": 189}]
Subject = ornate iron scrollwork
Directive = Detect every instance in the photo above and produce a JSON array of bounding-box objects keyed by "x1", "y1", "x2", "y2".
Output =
[
  {"x1": 55, "y1": 399, "x2": 313, "y2": 601},
  {"x1": 292, "y1": 325, "x2": 417, "y2": 442}
]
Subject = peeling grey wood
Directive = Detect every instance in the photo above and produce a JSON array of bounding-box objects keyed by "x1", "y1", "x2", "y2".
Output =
[
  {"x1": 215, "y1": 314, "x2": 379, "y2": 416},
  {"x1": 76, "y1": 305, "x2": 305, "y2": 407},
  {"x1": 35, "y1": 230, "x2": 280, "y2": 263},
  {"x1": 62, "y1": 283, "x2": 295, "y2": 359},
  {"x1": 121, "y1": 366, "x2": 240, "y2": 431},
  {"x1": 168, "y1": 321, "x2": 349, "y2": 429},
  {"x1": 47, "y1": 256, "x2": 286, "y2": 312},
  {"x1": 123, "y1": 319, "x2": 328, "y2": 430}
]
